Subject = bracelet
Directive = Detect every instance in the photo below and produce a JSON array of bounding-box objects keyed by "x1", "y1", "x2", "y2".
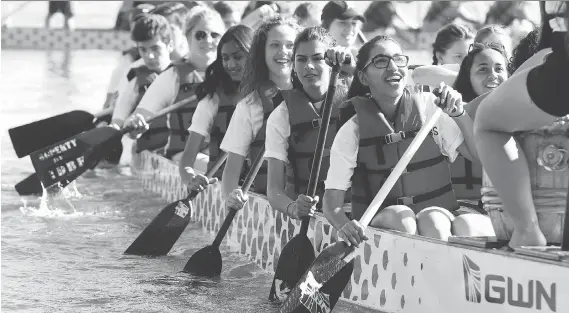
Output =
[
  {"x1": 450, "y1": 109, "x2": 466, "y2": 118},
  {"x1": 286, "y1": 201, "x2": 295, "y2": 217}
]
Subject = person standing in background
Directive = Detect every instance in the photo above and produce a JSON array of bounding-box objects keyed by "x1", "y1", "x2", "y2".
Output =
[{"x1": 45, "y1": 1, "x2": 74, "y2": 30}]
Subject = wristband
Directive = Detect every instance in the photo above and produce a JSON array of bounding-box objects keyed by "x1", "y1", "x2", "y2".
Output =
[{"x1": 450, "y1": 109, "x2": 466, "y2": 118}]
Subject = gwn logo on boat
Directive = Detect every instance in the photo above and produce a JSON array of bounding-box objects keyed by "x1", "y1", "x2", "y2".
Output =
[{"x1": 462, "y1": 254, "x2": 557, "y2": 311}]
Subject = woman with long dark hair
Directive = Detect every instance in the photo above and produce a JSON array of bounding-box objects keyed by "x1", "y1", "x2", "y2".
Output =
[{"x1": 179, "y1": 25, "x2": 254, "y2": 191}]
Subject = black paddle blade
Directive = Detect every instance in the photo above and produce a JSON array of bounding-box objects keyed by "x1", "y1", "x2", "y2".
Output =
[
  {"x1": 30, "y1": 127, "x2": 121, "y2": 189},
  {"x1": 280, "y1": 241, "x2": 355, "y2": 313},
  {"x1": 182, "y1": 245, "x2": 222, "y2": 276},
  {"x1": 124, "y1": 197, "x2": 193, "y2": 256},
  {"x1": 15, "y1": 173, "x2": 43, "y2": 196},
  {"x1": 9, "y1": 110, "x2": 95, "y2": 158},
  {"x1": 269, "y1": 235, "x2": 315, "y2": 303}
]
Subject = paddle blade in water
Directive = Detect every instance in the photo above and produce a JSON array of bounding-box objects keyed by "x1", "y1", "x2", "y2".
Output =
[
  {"x1": 29, "y1": 127, "x2": 121, "y2": 189},
  {"x1": 182, "y1": 245, "x2": 222, "y2": 276},
  {"x1": 124, "y1": 196, "x2": 194, "y2": 256},
  {"x1": 9, "y1": 110, "x2": 95, "y2": 158},
  {"x1": 15, "y1": 173, "x2": 43, "y2": 196},
  {"x1": 269, "y1": 234, "x2": 315, "y2": 302},
  {"x1": 280, "y1": 241, "x2": 355, "y2": 313}
]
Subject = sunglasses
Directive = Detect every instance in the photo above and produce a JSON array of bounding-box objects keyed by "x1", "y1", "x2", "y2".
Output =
[
  {"x1": 363, "y1": 54, "x2": 409, "y2": 70},
  {"x1": 194, "y1": 30, "x2": 221, "y2": 41},
  {"x1": 468, "y1": 42, "x2": 506, "y2": 54}
]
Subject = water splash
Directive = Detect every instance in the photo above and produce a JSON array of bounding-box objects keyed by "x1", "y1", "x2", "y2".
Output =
[{"x1": 18, "y1": 181, "x2": 84, "y2": 218}]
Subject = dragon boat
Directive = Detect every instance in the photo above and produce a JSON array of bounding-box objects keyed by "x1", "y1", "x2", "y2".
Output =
[{"x1": 130, "y1": 145, "x2": 569, "y2": 313}]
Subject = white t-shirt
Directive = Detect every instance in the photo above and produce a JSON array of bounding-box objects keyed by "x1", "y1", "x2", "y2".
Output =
[
  {"x1": 324, "y1": 92, "x2": 464, "y2": 191},
  {"x1": 188, "y1": 93, "x2": 220, "y2": 141},
  {"x1": 112, "y1": 78, "x2": 138, "y2": 124},
  {"x1": 265, "y1": 100, "x2": 324, "y2": 164},
  {"x1": 136, "y1": 67, "x2": 180, "y2": 113},
  {"x1": 219, "y1": 91, "x2": 266, "y2": 157}
]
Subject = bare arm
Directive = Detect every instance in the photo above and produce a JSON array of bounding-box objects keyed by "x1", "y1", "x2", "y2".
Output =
[
  {"x1": 266, "y1": 157, "x2": 294, "y2": 215},
  {"x1": 178, "y1": 131, "x2": 206, "y2": 186},
  {"x1": 221, "y1": 152, "x2": 245, "y2": 200},
  {"x1": 323, "y1": 189, "x2": 350, "y2": 230},
  {"x1": 411, "y1": 65, "x2": 457, "y2": 86},
  {"x1": 452, "y1": 113, "x2": 479, "y2": 162}
]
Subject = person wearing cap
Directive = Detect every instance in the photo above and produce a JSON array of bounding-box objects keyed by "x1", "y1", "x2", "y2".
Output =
[{"x1": 321, "y1": 1, "x2": 365, "y2": 50}]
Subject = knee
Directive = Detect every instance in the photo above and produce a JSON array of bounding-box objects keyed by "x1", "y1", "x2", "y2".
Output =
[
  {"x1": 452, "y1": 214, "x2": 496, "y2": 237},
  {"x1": 370, "y1": 205, "x2": 417, "y2": 234},
  {"x1": 416, "y1": 206, "x2": 454, "y2": 241}
]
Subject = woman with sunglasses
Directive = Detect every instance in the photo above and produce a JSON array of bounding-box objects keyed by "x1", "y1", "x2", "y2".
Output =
[
  {"x1": 473, "y1": 1, "x2": 568, "y2": 249},
  {"x1": 218, "y1": 16, "x2": 303, "y2": 210},
  {"x1": 264, "y1": 26, "x2": 354, "y2": 220},
  {"x1": 122, "y1": 6, "x2": 226, "y2": 161},
  {"x1": 179, "y1": 25, "x2": 254, "y2": 193},
  {"x1": 322, "y1": 35, "x2": 493, "y2": 247},
  {"x1": 412, "y1": 24, "x2": 512, "y2": 87}
]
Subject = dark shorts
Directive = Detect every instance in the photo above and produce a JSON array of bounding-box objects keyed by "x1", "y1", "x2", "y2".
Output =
[
  {"x1": 48, "y1": 1, "x2": 73, "y2": 17},
  {"x1": 527, "y1": 32, "x2": 569, "y2": 117}
]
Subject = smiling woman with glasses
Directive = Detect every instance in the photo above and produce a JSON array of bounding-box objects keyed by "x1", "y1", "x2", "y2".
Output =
[
  {"x1": 122, "y1": 6, "x2": 227, "y2": 161},
  {"x1": 322, "y1": 35, "x2": 495, "y2": 247}
]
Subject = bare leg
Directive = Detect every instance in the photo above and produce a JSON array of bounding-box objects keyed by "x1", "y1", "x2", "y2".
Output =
[{"x1": 474, "y1": 70, "x2": 554, "y2": 248}]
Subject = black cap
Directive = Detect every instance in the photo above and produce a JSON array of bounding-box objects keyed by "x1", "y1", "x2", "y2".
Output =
[{"x1": 321, "y1": 1, "x2": 365, "y2": 23}]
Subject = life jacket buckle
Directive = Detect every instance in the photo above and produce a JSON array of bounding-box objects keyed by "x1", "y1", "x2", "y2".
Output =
[
  {"x1": 385, "y1": 131, "x2": 405, "y2": 144},
  {"x1": 311, "y1": 119, "x2": 321, "y2": 128},
  {"x1": 396, "y1": 196, "x2": 414, "y2": 206}
]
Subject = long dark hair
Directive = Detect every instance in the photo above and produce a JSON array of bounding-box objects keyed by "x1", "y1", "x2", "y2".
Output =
[
  {"x1": 508, "y1": 27, "x2": 541, "y2": 74},
  {"x1": 453, "y1": 47, "x2": 508, "y2": 102},
  {"x1": 238, "y1": 15, "x2": 303, "y2": 102},
  {"x1": 195, "y1": 25, "x2": 254, "y2": 101}
]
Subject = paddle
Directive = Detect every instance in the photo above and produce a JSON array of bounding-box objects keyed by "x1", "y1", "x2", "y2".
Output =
[
  {"x1": 280, "y1": 96, "x2": 446, "y2": 313},
  {"x1": 183, "y1": 146, "x2": 266, "y2": 275},
  {"x1": 29, "y1": 97, "x2": 196, "y2": 191},
  {"x1": 269, "y1": 58, "x2": 348, "y2": 302},
  {"x1": 9, "y1": 108, "x2": 113, "y2": 158},
  {"x1": 15, "y1": 173, "x2": 43, "y2": 196},
  {"x1": 124, "y1": 152, "x2": 229, "y2": 256}
]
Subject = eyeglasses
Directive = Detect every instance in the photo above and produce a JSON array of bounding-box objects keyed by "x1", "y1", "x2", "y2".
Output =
[
  {"x1": 468, "y1": 42, "x2": 506, "y2": 54},
  {"x1": 363, "y1": 54, "x2": 409, "y2": 70},
  {"x1": 194, "y1": 30, "x2": 221, "y2": 41}
]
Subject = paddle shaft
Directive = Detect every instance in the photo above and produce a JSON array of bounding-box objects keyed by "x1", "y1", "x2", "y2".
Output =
[
  {"x1": 342, "y1": 107, "x2": 444, "y2": 263},
  {"x1": 212, "y1": 146, "x2": 266, "y2": 248},
  {"x1": 118, "y1": 95, "x2": 197, "y2": 136},
  {"x1": 299, "y1": 60, "x2": 348, "y2": 235},
  {"x1": 563, "y1": 180, "x2": 569, "y2": 251}
]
